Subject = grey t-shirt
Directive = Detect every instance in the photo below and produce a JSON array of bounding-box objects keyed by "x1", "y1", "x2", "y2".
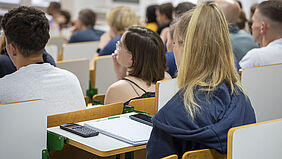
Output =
[{"x1": 0, "y1": 63, "x2": 86, "y2": 115}]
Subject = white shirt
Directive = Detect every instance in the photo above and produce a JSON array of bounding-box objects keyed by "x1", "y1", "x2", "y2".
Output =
[
  {"x1": 0, "y1": 63, "x2": 85, "y2": 115},
  {"x1": 239, "y1": 38, "x2": 282, "y2": 68}
]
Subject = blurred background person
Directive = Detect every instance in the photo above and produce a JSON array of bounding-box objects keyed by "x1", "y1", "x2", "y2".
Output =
[
  {"x1": 144, "y1": 4, "x2": 159, "y2": 32},
  {"x1": 68, "y1": 9, "x2": 104, "y2": 43}
]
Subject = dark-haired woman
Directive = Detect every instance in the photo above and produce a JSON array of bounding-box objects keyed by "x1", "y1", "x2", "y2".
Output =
[{"x1": 104, "y1": 26, "x2": 171, "y2": 105}]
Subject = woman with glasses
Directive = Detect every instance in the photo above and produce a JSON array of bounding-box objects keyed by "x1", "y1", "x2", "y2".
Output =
[{"x1": 104, "y1": 26, "x2": 171, "y2": 105}]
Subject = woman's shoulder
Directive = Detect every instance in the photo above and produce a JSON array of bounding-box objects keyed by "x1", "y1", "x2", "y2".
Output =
[{"x1": 104, "y1": 79, "x2": 134, "y2": 104}]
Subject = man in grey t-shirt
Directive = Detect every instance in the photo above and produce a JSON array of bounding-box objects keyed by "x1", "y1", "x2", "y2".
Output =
[{"x1": 0, "y1": 6, "x2": 85, "y2": 115}]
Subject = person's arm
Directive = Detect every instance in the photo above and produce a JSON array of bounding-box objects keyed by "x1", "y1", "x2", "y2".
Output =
[
  {"x1": 97, "y1": 32, "x2": 112, "y2": 51},
  {"x1": 239, "y1": 49, "x2": 261, "y2": 68}
]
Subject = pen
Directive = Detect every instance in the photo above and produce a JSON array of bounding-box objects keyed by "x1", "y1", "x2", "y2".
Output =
[
  {"x1": 94, "y1": 116, "x2": 120, "y2": 122},
  {"x1": 108, "y1": 116, "x2": 120, "y2": 119}
]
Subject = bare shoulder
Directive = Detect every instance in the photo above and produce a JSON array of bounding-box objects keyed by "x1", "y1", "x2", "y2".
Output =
[{"x1": 104, "y1": 80, "x2": 132, "y2": 104}]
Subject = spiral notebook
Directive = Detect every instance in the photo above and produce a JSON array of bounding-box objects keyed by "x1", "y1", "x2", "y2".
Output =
[{"x1": 84, "y1": 117, "x2": 153, "y2": 146}]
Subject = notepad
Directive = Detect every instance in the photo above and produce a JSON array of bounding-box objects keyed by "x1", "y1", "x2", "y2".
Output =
[{"x1": 84, "y1": 117, "x2": 153, "y2": 146}]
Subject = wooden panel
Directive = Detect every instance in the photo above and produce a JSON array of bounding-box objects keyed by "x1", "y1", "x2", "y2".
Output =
[
  {"x1": 241, "y1": 63, "x2": 282, "y2": 122},
  {"x1": 156, "y1": 79, "x2": 178, "y2": 111},
  {"x1": 92, "y1": 94, "x2": 106, "y2": 105},
  {"x1": 227, "y1": 118, "x2": 282, "y2": 159},
  {"x1": 162, "y1": 154, "x2": 178, "y2": 159},
  {"x1": 128, "y1": 97, "x2": 157, "y2": 115},
  {"x1": 94, "y1": 55, "x2": 116, "y2": 94},
  {"x1": 182, "y1": 149, "x2": 226, "y2": 159},
  {"x1": 56, "y1": 58, "x2": 89, "y2": 96},
  {"x1": 47, "y1": 102, "x2": 123, "y2": 128}
]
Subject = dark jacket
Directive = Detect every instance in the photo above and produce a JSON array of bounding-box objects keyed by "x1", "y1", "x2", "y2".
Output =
[
  {"x1": 146, "y1": 83, "x2": 256, "y2": 159},
  {"x1": 0, "y1": 49, "x2": 56, "y2": 78},
  {"x1": 68, "y1": 28, "x2": 104, "y2": 43}
]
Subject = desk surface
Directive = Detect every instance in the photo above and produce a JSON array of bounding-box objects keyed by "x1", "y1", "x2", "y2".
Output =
[{"x1": 47, "y1": 113, "x2": 146, "y2": 157}]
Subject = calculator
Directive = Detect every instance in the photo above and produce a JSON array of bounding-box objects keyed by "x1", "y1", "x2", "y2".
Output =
[{"x1": 60, "y1": 123, "x2": 99, "y2": 137}]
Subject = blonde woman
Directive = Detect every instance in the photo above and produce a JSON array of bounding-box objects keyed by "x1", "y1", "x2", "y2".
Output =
[
  {"x1": 146, "y1": 2, "x2": 256, "y2": 158},
  {"x1": 90, "y1": 6, "x2": 138, "y2": 69}
]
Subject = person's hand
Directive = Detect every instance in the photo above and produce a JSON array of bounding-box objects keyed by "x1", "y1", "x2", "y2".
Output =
[
  {"x1": 98, "y1": 32, "x2": 112, "y2": 50},
  {"x1": 112, "y1": 51, "x2": 127, "y2": 80}
]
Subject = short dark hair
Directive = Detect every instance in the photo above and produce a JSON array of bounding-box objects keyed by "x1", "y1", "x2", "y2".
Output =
[
  {"x1": 79, "y1": 9, "x2": 96, "y2": 28},
  {"x1": 50, "y1": 2, "x2": 61, "y2": 12},
  {"x1": 157, "y1": 3, "x2": 174, "y2": 20},
  {"x1": 175, "y1": 2, "x2": 195, "y2": 17},
  {"x1": 257, "y1": 0, "x2": 282, "y2": 23},
  {"x1": 59, "y1": 10, "x2": 71, "y2": 25},
  {"x1": 146, "y1": 5, "x2": 158, "y2": 23},
  {"x1": 1, "y1": 6, "x2": 50, "y2": 57},
  {"x1": 125, "y1": 26, "x2": 166, "y2": 85}
]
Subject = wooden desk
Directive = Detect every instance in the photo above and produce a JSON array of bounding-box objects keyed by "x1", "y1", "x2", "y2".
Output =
[{"x1": 47, "y1": 113, "x2": 147, "y2": 158}]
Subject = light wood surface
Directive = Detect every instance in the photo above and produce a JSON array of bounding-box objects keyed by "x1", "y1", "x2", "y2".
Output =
[
  {"x1": 128, "y1": 97, "x2": 157, "y2": 115},
  {"x1": 92, "y1": 94, "x2": 106, "y2": 105},
  {"x1": 94, "y1": 55, "x2": 116, "y2": 94},
  {"x1": 162, "y1": 154, "x2": 178, "y2": 159},
  {"x1": 182, "y1": 149, "x2": 226, "y2": 159},
  {"x1": 47, "y1": 102, "x2": 123, "y2": 128},
  {"x1": 48, "y1": 113, "x2": 147, "y2": 158},
  {"x1": 227, "y1": 118, "x2": 282, "y2": 159}
]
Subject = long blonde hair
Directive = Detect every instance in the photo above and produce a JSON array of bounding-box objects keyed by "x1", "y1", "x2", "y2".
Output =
[{"x1": 177, "y1": 2, "x2": 242, "y2": 119}]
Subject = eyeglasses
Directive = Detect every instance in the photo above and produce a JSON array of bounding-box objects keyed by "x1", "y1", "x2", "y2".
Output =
[{"x1": 116, "y1": 41, "x2": 121, "y2": 51}]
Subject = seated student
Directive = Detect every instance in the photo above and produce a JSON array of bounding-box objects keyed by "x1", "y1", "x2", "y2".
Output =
[
  {"x1": 0, "y1": 6, "x2": 85, "y2": 115},
  {"x1": 0, "y1": 33, "x2": 56, "y2": 78},
  {"x1": 98, "y1": 6, "x2": 138, "y2": 56},
  {"x1": 240, "y1": 1, "x2": 282, "y2": 68},
  {"x1": 156, "y1": 3, "x2": 173, "y2": 35},
  {"x1": 104, "y1": 26, "x2": 170, "y2": 105},
  {"x1": 216, "y1": 0, "x2": 258, "y2": 62},
  {"x1": 146, "y1": 2, "x2": 256, "y2": 159},
  {"x1": 144, "y1": 5, "x2": 159, "y2": 32},
  {"x1": 89, "y1": 6, "x2": 138, "y2": 69},
  {"x1": 68, "y1": 9, "x2": 104, "y2": 43}
]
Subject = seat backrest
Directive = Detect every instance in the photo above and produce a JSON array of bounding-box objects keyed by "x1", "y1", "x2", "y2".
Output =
[
  {"x1": 47, "y1": 36, "x2": 65, "y2": 54},
  {"x1": 62, "y1": 41, "x2": 99, "y2": 61},
  {"x1": 45, "y1": 45, "x2": 58, "y2": 61},
  {"x1": 156, "y1": 79, "x2": 179, "y2": 111},
  {"x1": 241, "y1": 63, "x2": 282, "y2": 122},
  {"x1": 94, "y1": 55, "x2": 116, "y2": 94},
  {"x1": 162, "y1": 154, "x2": 178, "y2": 159},
  {"x1": 0, "y1": 99, "x2": 47, "y2": 159},
  {"x1": 227, "y1": 118, "x2": 282, "y2": 159},
  {"x1": 129, "y1": 97, "x2": 157, "y2": 115},
  {"x1": 182, "y1": 149, "x2": 226, "y2": 159},
  {"x1": 56, "y1": 58, "x2": 89, "y2": 96},
  {"x1": 47, "y1": 102, "x2": 123, "y2": 128}
]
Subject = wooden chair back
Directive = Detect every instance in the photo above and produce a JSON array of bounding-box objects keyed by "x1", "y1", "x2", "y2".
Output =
[
  {"x1": 182, "y1": 149, "x2": 226, "y2": 159},
  {"x1": 47, "y1": 36, "x2": 66, "y2": 58},
  {"x1": 162, "y1": 154, "x2": 178, "y2": 159},
  {"x1": 240, "y1": 63, "x2": 282, "y2": 122},
  {"x1": 45, "y1": 45, "x2": 58, "y2": 61},
  {"x1": 156, "y1": 79, "x2": 179, "y2": 111},
  {"x1": 227, "y1": 118, "x2": 282, "y2": 159},
  {"x1": 128, "y1": 97, "x2": 157, "y2": 115},
  {"x1": 93, "y1": 55, "x2": 116, "y2": 94},
  {"x1": 62, "y1": 41, "x2": 99, "y2": 62},
  {"x1": 56, "y1": 58, "x2": 89, "y2": 96},
  {"x1": 0, "y1": 99, "x2": 47, "y2": 159},
  {"x1": 47, "y1": 102, "x2": 123, "y2": 128},
  {"x1": 92, "y1": 94, "x2": 105, "y2": 105}
]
